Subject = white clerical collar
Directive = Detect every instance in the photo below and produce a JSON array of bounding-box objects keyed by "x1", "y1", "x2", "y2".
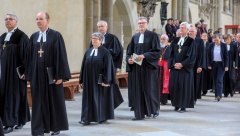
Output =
[
  {"x1": 178, "y1": 36, "x2": 187, "y2": 46},
  {"x1": 138, "y1": 33, "x2": 144, "y2": 43},
  {"x1": 90, "y1": 48, "x2": 98, "y2": 56},
  {"x1": 4, "y1": 27, "x2": 17, "y2": 41},
  {"x1": 37, "y1": 28, "x2": 49, "y2": 42},
  {"x1": 102, "y1": 32, "x2": 106, "y2": 44}
]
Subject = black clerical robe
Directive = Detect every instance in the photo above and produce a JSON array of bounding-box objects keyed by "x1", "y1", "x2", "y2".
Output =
[
  {"x1": 193, "y1": 37, "x2": 204, "y2": 100},
  {"x1": 0, "y1": 117, "x2": 3, "y2": 136},
  {"x1": 126, "y1": 44, "x2": 133, "y2": 108},
  {"x1": 165, "y1": 24, "x2": 174, "y2": 42},
  {"x1": 0, "y1": 28, "x2": 30, "y2": 127},
  {"x1": 26, "y1": 29, "x2": 71, "y2": 135},
  {"x1": 126, "y1": 30, "x2": 161, "y2": 118},
  {"x1": 168, "y1": 37, "x2": 196, "y2": 108},
  {"x1": 80, "y1": 46, "x2": 117, "y2": 123}
]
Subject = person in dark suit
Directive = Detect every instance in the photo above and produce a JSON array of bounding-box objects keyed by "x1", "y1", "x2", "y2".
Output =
[
  {"x1": 208, "y1": 34, "x2": 229, "y2": 101},
  {"x1": 223, "y1": 34, "x2": 238, "y2": 97},
  {"x1": 165, "y1": 18, "x2": 174, "y2": 42}
]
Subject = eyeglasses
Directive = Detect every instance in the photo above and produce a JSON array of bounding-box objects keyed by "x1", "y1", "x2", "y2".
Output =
[
  {"x1": 36, "y1": 18, "x2": 47, "y2": 21},
  {"x1": 5, "y1": 18, "x2": 15, "y2": 21},
  {"x1": 138, "y1": 22, "x2": 147, "y2": 25}
]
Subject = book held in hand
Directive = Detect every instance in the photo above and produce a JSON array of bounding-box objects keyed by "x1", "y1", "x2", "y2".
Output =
[
  {"x1": 46, "y1": 67, "x2": 56, "y2": 84},
  {"x1": 132, "y1": 53, "x2": 143, "y2": 66},
  {"x1": 16, "y1": 65, "x2": 25, "y2": 79}
]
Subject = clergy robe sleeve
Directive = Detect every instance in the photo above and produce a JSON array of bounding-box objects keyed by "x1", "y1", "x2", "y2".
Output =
[
  {"x1": 143, "y1": 33, "x2": 161, "y2": 69},
  {"x1": 223, "y1": 44, "x2": 229, "y2": 68},
  {"x1": 181, "y1": 42, "x2": 196, "y2": 70},
  {"x1": 53, "y1": 32, "x2": 71, "y2": 81},
  {"x1": 126, "y1": 39, "x2": 134, "y2": 72},
  {"x1": 102, "y1": 51, "x2": 116, "y2": 84},
  {"x1": 25, "y1": 35, "x2": 34, "y2": 81},
  {"x1": 197, "y1": 39, "x2": 204, "y2": 68},
  {"x1": 18, "y1": 34, "x2": 29, "y2": 69},
  {"x1": 168, "y1": 39, "x2": 177, "y2": 69},
  {"x1": 79, "y1": 52, "x2": 87, "y2": 84},
  {"x1": 108, "y1": 36, "x2": 123, "y2": 62}
]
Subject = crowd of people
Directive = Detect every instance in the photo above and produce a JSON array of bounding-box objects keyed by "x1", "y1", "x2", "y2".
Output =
[{"x1": 0, "y1": 12, "x2": 240, "y2": 136}]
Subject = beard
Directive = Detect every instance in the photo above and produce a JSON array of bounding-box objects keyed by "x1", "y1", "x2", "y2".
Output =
[{"x1": 160, "y1": 42, "x2": 166, "y2": 48}]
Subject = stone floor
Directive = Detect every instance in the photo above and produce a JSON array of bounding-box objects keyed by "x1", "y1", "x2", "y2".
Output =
[{"x1": 5, "y1": 89, "x2": 240, "y2": 136}]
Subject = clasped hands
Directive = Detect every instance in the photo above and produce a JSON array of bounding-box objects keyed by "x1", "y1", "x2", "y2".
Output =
[{"x1": 174, "y1": 63, "x2": 183, "y2": 69}]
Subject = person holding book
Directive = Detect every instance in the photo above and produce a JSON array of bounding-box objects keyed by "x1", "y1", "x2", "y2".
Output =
[
  {"x1": 0, "y1": 13, "x2": 30, "y2": 134},
  {"x1": 126, "y1": 16, "x2": 161, "y2": 120},
  {"x1": 25, "y1": 12, "x2": 71, "y2": 136},
  {"x1": 79, "y1": 32, "x2": 118, "y2": 125}
]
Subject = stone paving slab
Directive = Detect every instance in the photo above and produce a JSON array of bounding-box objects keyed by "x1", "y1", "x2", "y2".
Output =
[{"x1": 5, "y1": 89, "x2": 240, "y2": 136}]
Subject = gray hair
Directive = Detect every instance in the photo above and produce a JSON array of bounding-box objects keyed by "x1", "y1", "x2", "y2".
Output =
[
  {"x1": 97, "y1": 20, "x2": 108, "y2": 27},
  {"x1": 212, "y1": 33, "x2": 222, "y2": 39},
  {"x1": 92, "y1": 32, "x2": 104, "y2": 41},
  {"x1": 138, "y1": 16, "x2": 148, "y2": 23},
  {"x1": 7, "y1": 13, "x2": 18, "y2": 20},
  {"x1": 190, "y1": 27, "x2": 197, "y2": 33},
  {"x1": 180, "y1": 22, "x2": 190, "y2": 30}
]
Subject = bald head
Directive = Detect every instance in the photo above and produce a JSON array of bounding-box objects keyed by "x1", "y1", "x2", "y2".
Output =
[{"x1": 36, "y1": 12, "x2": 50, "y2": 32}]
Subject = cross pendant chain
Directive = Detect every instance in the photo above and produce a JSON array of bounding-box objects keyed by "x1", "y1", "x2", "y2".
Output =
[
  {"x1": 2, "y1": 41, "x2": 7, "y2": 50},
  {"x1": 38, "y1": 44, "x2": 44, "y2": 57}
]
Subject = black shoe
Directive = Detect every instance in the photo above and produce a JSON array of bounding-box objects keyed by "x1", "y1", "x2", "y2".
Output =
[
  {"x1": 99, "y1": 120, "x2": 107, "y2": 124},
  {"x1": 130, "y1": 107, "x2": 134, "y2": 111},
  {"x1": 201, "y1": 93, "x2": 206, "y2": 96},
  {"x1": 179, "y1": 108, "x2": 186, "y2": 113},
  {"x1": 51, "y1": 131, "x2": 60, "y2": 135},
  {"x1": 217, "y1": 96, "x2": 221, "y2": 101},
  {"x1": 15, "y1": 124, "x2": 24, "y2": 129},
  {"x1": 132, "y1": 118, "x2": 144, "y2": 121},
  {"x1": 4, "y1": 127, "x2": 13, "y2": 134},
  {"x1": 174, "y1": 107, "x2": 179, "y2": 111},
  {"x1": 79, "y1": 120, "x2": 90, "y2": 125}
]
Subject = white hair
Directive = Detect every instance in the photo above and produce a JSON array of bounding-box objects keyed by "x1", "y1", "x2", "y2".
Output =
[
  {"x1": 97, "y1": 20, "x2": 108, "y2": 27},
  {"x1": 138, "y1": 16, "x2": 148, "y2": 23},
  {"x1": 180, "y1": 22, "x2": 190, "y2": 30}
]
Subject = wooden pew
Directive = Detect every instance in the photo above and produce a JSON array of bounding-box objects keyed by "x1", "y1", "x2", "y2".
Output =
[{"x1": 116, "y1": 72, "x2": 128, "y2": 88}]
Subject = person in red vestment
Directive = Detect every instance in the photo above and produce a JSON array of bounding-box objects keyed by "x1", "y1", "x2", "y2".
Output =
[{"x1": 158, "y1": 34, "x2": 171, "y2": 105}]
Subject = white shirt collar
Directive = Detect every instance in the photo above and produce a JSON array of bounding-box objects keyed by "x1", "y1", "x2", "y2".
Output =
[
  {"x1": 37, "y1": 28, "x2": 49, "y2": 42},
  {"x1": 4, "y1": 27, "x2": 17, "y2": 41},
  {"x1": 138, "y1": 33, "x2": 144, "y2": 43},
  {"x1": 178, "y1": 36, "x2": 187, "y2": 46},
  {"x1": 90, "y1": 48, "x2": 98, "y2": 56}
]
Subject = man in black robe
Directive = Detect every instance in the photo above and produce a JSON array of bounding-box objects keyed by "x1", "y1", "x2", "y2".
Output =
[
  {"x1": 189, "y1": 27, "x2": 204, "y2": 101},
  {"x1": 79, "y1": 32, "x2": 117, "y2": 125},
  {"x1": 26, "y1": 12, "x2": 71, "y2": 136},
  {"x1": 0, "y1": 13, "x2": 30, "y2": 134},
  {"x1": 168, "y1": 22, "x2": 196, "y2": 113},
  {"x1": 90, "y1": 20, "x2": 124, "y2": 108},
  {"x1": 126, "y1": 17, "x2": 161, "y2": 120}
]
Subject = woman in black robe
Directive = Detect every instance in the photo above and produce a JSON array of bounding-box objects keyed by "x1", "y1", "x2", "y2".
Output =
[
  {"x1": 79, "y1": 32, "x2": 117, "y2": 125},
  {"x1": 223, "y1": 34, "x2": 238, "y2": 97}
]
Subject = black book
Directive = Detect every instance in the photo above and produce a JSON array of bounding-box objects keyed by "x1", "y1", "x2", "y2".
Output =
[
  {"x1": 46, "y1": 67, "x2": 55, "y2": 84},
  {"x1": 98, "y1": 74, "x2": 103, "y2": 84},
  {"x1": 16, "y1": 65, "x2": 25, "y2": 79}
]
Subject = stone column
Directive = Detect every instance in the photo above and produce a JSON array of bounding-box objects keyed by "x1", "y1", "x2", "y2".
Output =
[
  {"x1": 172, "y1": 0, "x2": 177, "y2": 19},
  {"x1": 213, "y1": 0, "x2": 218, "y2": 31},
  {"x1": 182, "y1": 0, "x2": 189, "y2": 22},
  {"x1": 217, "y1": 0, "x2": 223, "y2": 30},
  {"x1": 224, "y1": 0, "x2": 230, "y2": 13},
  {"x1": 233, "y1": 0, "x2": 238, "y2": 24},
  {"x1": 93, "y1": 0, "x2": 101, "y2": 32},
  {"x1": 86, "y1": 0, "x2": 94, "y2": 49},
  {"x1": 102, "y1": 0, "x2": 113, "y2": 33},
  {"x1": 177, "y1": 0, "x2": 182, "y2": 20}
]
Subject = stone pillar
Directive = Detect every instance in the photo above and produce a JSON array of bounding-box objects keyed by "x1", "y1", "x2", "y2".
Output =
[
  {"x1": 86, "y1": 0, "x2": 94, "y2": 49},
  {"x1": 182, "y1": 0, "x2": 189, "y2": 22},
  {"x1": 177, "y1": 0, "x2": 182, "y2": 20},
  {"x1": 217, "y1": 0, "x2": 223, "y2": 30},
  {"x1": 172, "y1": 0, "x2": 177, "y2": 19},
  {"x1": 102, "y1": 0, "x2": 113, "y2": 33},
  {"x1": 224, "y1": 0, "x2": 230, "y2": 13},
  {"x1": 93, "y1": 0, "x2": 101, "y2": 32},
  {"x1": 233, "y1": 0, "x2": 238, "y2": 24},
  {"x1": 213, "y1": 0, "x2": 218, "y2": 31}
]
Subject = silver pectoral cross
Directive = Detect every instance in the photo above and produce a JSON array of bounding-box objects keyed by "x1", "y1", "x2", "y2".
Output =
[{"x1": 38, "y1": 48, "x2": 44, "y2": 57}]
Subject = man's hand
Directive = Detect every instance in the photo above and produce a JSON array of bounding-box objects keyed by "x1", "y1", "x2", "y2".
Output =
[
  {"x1": 54, "y1": 79, "x2": 63, "y2": 84},
  {"x1": 137, "y1": 54, "x2": 145, "y2": 61},
  {"x1": 225, "y1": 67, "x2": 229, "y2": 71},
  {"x1": 128, "y1": 55, "x2": 134, "y2": 64},
  {"x1": 197, "y1": 68, "x2": 202, "y2": 73},
  {"x1": 101, "y1": 83, "x2": 110, "y2": 87},
  {"x1": 208, "y1": 66, "x2": 212, "y2": 70},
  {"x1": 174, "y1": 63, "x2": 183, "y2": 69}
]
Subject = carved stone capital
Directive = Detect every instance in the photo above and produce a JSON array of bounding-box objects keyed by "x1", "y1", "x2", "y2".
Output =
[{"x1": 199, "y1": 3, "x2": 218, "y2": 19}]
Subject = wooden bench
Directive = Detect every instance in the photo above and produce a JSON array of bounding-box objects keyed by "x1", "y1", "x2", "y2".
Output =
[
  {"x1": 116, "y1": 72, "x2": 128, "y2": 88},
  {"x1": 27, "y1": 73, "x2": 80, "y2": 107}
]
